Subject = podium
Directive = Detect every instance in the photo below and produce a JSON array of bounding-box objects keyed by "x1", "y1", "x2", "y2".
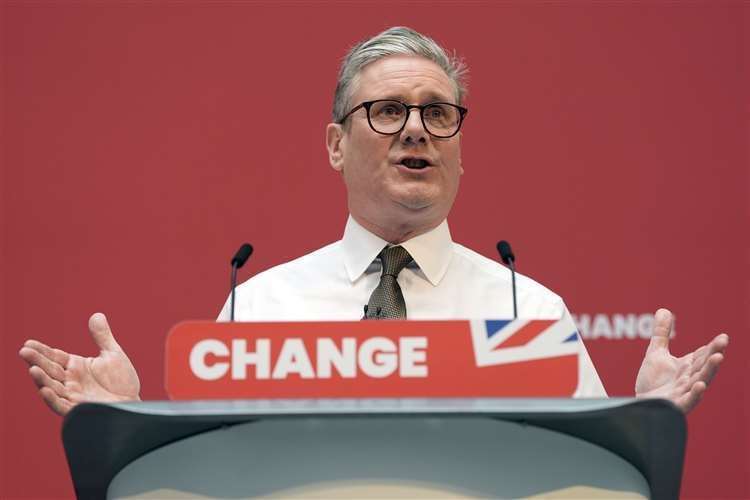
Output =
[{"x1": 62, "y1": 397, "x2": 685, "y2": 499}]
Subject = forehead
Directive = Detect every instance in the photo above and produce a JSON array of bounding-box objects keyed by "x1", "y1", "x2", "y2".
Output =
[{"x1": 351, "y1": 55, "x2": 456, "y2": 104}]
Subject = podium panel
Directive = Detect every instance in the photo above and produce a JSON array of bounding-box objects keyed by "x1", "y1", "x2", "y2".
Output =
[
  {"x1": 109, "y1": 417, "x2": 648, "y2": 499},
  {"x1": 62, "y1": 398, "x2": 685, "y2": 499}
]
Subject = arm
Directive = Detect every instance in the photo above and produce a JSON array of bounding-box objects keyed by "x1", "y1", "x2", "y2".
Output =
[{"x1": 18, "y1": 313, "x2": 141, "y2": 416}]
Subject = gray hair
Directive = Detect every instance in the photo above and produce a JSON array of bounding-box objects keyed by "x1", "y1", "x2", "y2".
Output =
[{"x1": 332, "y1": 26, "x2": 467, "y2": 123}]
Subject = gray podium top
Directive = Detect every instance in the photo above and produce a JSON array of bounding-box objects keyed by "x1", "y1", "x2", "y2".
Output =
[{"x1": 62, "y1": 398, "x2": 685, "y2": 499}]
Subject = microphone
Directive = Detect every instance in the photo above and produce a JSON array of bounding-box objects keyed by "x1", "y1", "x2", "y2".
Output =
[
  {"x1": 230, "y1": 243, "x2": 253, "y2": 321},
  {"x1": 496, "y1": 240, "x2": 517, "y2": 319},
  {"x1": 363, "y1": 304, "x2": 383, "y2": 320}
]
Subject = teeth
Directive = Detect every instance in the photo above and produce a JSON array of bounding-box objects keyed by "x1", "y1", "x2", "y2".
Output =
[{"x1": 402, "y1": 158, "x2": 428, "y2": 169}]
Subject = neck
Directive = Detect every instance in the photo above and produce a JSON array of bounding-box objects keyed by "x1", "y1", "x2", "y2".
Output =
[{"x1": 351, "y1": 213, "x2": 442, "y2": 244}]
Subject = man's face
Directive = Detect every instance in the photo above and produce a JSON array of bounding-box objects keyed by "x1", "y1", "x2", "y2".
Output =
[{"x1": 326, "y1": 55, "x2": 464, "y2": 240}]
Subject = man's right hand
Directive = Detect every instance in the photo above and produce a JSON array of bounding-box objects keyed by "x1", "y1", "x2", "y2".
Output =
[{"x1": 19, "y1": 312, "x2": 141, "y2": 416}]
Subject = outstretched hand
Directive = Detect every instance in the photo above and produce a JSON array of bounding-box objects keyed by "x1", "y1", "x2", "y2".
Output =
[
  {"x1": 19, "y1": 313, "x2": 141, "y2": 416},
  {"x1": 635, "y1": 308, "x2": 728, "y2": 413}
]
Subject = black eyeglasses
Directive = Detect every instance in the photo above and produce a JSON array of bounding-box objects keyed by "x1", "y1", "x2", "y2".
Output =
[{"x1": 339, "y1": 99, "x2": 468, "y2": 138}]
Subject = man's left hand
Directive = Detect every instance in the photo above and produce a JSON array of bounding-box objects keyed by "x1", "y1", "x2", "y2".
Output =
[{"x1": 635, "y1": 308, "x2": 729, "y2": 413}]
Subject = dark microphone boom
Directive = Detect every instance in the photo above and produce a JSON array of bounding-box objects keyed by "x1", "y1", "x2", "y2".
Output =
[
  {"x1": 496, "y1": 240, "x2": 518, "y2": 319},
  {"x1": 230, "y1": 243, "x2": 253, "y2": 321}
]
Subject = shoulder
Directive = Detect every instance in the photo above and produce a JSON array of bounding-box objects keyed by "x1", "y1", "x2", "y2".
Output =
[
  {"x1": 218, "y1": 240, "x2": 346, "y2": 321},
  {"x1": 451, "y1": 242, "x2": 564, "y2": 304},
  {"x1": 237, "y1": 240, "x2": 344, "y2": 291}
]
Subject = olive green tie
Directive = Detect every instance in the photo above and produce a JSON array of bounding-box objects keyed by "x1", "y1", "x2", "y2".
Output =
[{"x1": 364, "y1": 246, "x2": 414, "y2": 320}]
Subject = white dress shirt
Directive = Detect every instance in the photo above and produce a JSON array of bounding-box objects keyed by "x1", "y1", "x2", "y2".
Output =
[{"x1": 218, "y1": 216, "x2": 607, "y2": 397}]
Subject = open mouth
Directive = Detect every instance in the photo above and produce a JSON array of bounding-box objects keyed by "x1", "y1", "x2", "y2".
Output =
[{"x1": 399, "y1": 158, "x2": 431, "y2": 170}]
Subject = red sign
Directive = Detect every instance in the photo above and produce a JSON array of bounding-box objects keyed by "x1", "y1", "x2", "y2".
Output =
[{"x1": 165, "y1": 319, "x2": 579, "y2": 399}]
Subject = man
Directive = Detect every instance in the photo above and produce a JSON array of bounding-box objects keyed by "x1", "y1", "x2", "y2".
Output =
[{"x1": 19, "y1": 27, "x2": 728, "y2": 415}]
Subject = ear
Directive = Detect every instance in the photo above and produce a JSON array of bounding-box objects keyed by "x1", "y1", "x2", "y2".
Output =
[{"x1": 326, "y1": 123, "x2": 345, "y2": 172}]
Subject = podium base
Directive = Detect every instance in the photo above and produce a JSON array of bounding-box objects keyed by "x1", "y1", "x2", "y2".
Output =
[{"x1": 108, "y1": 417, "x2": 649, "y2": 499}]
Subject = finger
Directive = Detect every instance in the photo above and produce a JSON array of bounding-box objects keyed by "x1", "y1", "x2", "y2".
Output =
[
  {"x1": 688, "y1": 335, "x2": 728, "y2": 371},
  {"x1": 676, "y1": 381, "x2": 706, "y2": 414},
  {"x1": 691, "y1": 352, "x2": 724, "y2": 386},
  {"x1": 39, "y1": 387, "x2": 74, "y2": 416},
  {"x1": 88, "y1": 312, "x2": 122, "y2": 353},
  {"x1": 18, "y1": 346, "x2": 66, "y2": 382},
  {"x1": 647, "y1": 308, "x2": 673, "y2": 350},
  {"x1": 708, "y1": 333, "x2": 730, "y2": 353},
  {"x1": 684, "y1": 343, "x2": 710, "y2": 367},
  {"x1": 29, "y1": 366, "x2": 68, "y2": 399},
  {"x1": 694, "y1": 333, "x2": 729, "y2": 358},
  {"x1": 22, "y1": 339, "x2": 70, "y2": 367}
]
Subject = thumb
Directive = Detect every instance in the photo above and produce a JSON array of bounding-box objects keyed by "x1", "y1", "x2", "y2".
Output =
[
  {"x1": 88, "y1": 312, "x2": 123, "y2": 353},
  {"x1": 648, "y1": 308, "x2": 674, "y2": 351}
]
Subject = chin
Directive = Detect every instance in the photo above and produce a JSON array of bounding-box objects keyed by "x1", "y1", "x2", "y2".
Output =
[
  {"x1": 390, "y1": 185, "x2": 440, "y2": 207},
  {"x1": 393, "y1": 193, "x2": 434, "y2": 211}
]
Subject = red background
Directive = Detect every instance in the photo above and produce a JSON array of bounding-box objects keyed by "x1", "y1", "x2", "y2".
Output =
[{"x1": 1, "y1": 2, "x2": 747, "y2": 498}]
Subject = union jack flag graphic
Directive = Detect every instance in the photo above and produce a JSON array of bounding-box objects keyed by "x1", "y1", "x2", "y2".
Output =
[{"x1": 470, "y1": 318, "x2": 580, "y2": 367}]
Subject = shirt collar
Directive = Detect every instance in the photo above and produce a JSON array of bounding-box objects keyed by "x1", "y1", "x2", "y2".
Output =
[{"x1": 341, "y1": 215, "x2": 453, "y2": 286}]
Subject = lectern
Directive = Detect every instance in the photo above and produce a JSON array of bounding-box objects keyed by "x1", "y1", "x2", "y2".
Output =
[{"x1": 62, "y1": 397, "x2": 685, "y2": 499}]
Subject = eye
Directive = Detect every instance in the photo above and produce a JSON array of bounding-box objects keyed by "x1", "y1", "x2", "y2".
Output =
[
  {"x1": 426, "y1": 106, "x2": 445, "y2": 119},
  {"x1": 380, "y1": 104, "x2": 403, "y2": 116}
]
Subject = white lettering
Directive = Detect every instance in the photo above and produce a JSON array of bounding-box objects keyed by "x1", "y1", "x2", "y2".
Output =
[
  {"x1": 189, "y1": 339, "x2": 229, "y2": 380},
  {"x1": 359, "y1": 337, "x2": 397, "y2": 378},
  {"x1": 189, "y1": 335, "x2": 433, "y2": 381},
  {"x1": 316, "y1": 338, "x2": 356, "y2": 378},
  {"x1": 399, "y1": 337, "x2": 428, "y2": 377},
  {"x1": 613, "y1": 314, "x2": 637, "y2": 339},
  {"x1": 591, "y1": 314, "x2": 612, "y2": 339},
  {"x1": 637, "y1": 314, "x2": 653, "y2": 339},
  {"x1": 574, "y1": 313, "x2": 676, "y2": 341},
  {"x1": 272, "y1": 338, "x2": 315, "y2": 379},
  {"x1": 231, "y1": 339, "x2": 270, "y2": 379},
  {"x1": 574, "y1": 314, "x2": 591, "y2": 339}
]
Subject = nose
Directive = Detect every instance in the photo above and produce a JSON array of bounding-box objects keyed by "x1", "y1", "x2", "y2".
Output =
[{"x1": 400, "y1": 107, "x2": 428, "y2": 144}]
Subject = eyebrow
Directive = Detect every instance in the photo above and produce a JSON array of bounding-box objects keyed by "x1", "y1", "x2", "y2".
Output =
[{"x1": 378, "y1": 92, "x2": 454, "y2": 104}]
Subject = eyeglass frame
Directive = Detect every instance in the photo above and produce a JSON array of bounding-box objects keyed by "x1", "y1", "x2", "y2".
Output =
[{"x1": 337, "y1": 99, "x2": 469, "y2": 139}]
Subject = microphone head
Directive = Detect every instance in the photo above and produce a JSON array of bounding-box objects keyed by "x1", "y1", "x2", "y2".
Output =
[
  {"x1": 496, "y1": 240, "x2": 515, "y2": 265},
  {"x1": 231, "y1": 243, "x2": 254, "y2": 268}
]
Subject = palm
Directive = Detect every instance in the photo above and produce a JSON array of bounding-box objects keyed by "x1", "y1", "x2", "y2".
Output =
[
  {"x1": 20, "y1": 313, "x2": 141, "y2": 415},
  {"x1": 64, "y1": 350, "x2": 140, "y2": 404},
  {"x1": 635, "y1": 346, "x2": 692, "y2": 399},
  {"x1": 635, "y1": 309, "x2": 728, "y2": 413}
]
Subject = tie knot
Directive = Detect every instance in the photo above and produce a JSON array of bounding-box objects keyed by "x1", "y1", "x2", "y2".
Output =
[{"x1": 379, "y1": 245, "x2": 413, "y2": 277}]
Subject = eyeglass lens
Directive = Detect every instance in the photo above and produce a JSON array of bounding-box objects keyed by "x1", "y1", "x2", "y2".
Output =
[{"x1": 368, "y1": 100, "x2": 461, "y2": 137}]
